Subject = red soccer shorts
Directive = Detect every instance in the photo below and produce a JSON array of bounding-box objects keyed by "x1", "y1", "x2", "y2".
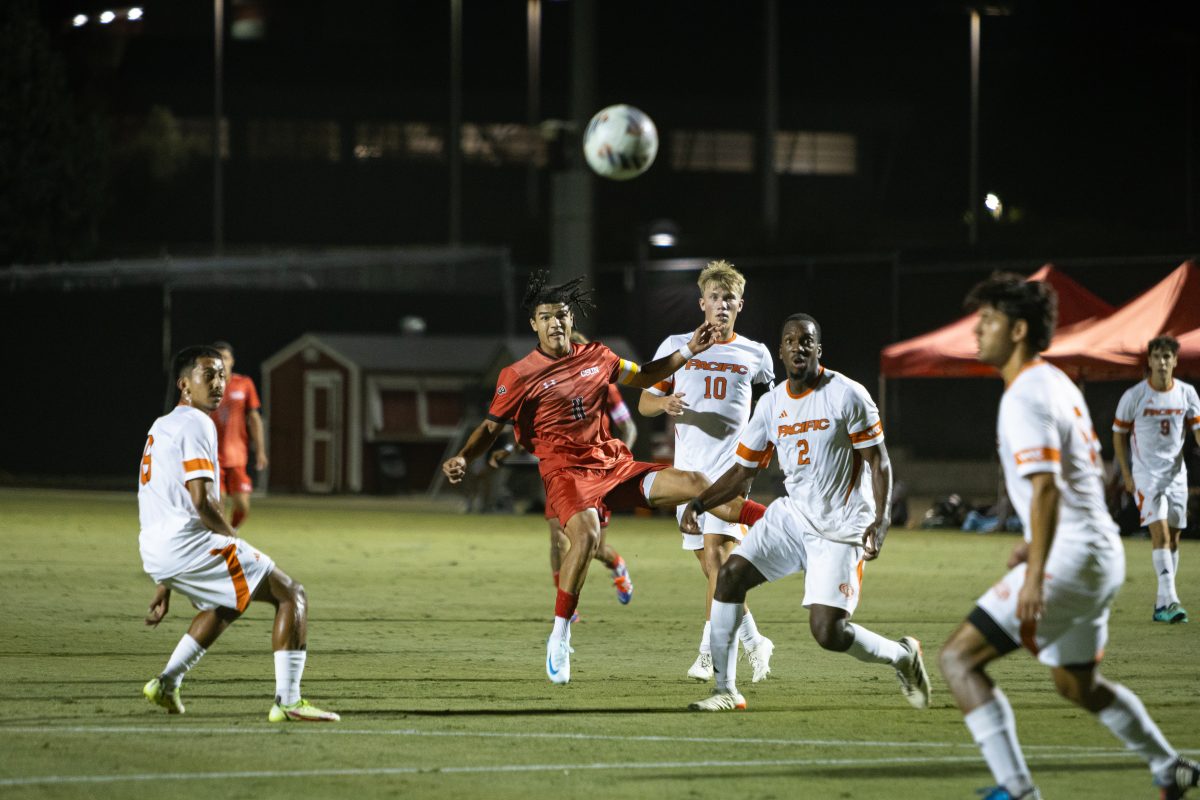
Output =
[
  {"x1": 220, "y1": 465, "x2": 253, "y2": 495},
  {"x1": 544, "y1": 459, "x2": 668, "y2": 528}
]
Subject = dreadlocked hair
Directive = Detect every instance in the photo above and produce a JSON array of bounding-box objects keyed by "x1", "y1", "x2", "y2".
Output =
[{"x1": 522, "y1": 270, "x2": 596, "y2": 318}]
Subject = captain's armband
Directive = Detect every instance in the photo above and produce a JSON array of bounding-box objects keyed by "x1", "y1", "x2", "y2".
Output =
[{"x1": 616, "y1": 359, "x2": 641, "y2": 385}]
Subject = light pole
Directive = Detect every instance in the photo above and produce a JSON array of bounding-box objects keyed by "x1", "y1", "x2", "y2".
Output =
[
  {"x1": 967, "y1": 4, "x2": 1011, "y2": 246},
  {"x1": 526, "y1": 0, "x2": 541, "y2": 219},
  {"x1": 213, "y1": 0, "x2": 224, "y2": 255},
  {"x1": 968, "y1": 7, "x2": 979, "y2": 246}
]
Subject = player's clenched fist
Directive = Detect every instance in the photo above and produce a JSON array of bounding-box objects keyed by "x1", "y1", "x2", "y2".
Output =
[{"x1": 442, "y1": 455, "x2": 468, "y2": 484}]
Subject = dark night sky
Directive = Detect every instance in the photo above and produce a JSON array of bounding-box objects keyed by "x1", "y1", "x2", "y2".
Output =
[
  {"x1": 38, "y1": 0, "x2": 1200, "y2": 262},
  {"x1": 6, "y1": 1, "x2": 1200, "y2": 480}
]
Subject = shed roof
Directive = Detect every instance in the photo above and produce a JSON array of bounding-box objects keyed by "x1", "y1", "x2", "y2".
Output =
[{"x1": 309, "y1": 333, "x2": 505, "y2": 373}]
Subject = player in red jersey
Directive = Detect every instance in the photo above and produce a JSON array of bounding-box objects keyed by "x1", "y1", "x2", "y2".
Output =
[
  {"x1": 211, "y1": 342, "x2": 268, "y2": 530},
  {"x1": 490, "y1": 363, "x2": 638, "y2": 607},
  {"x1": 443, "y1": 273, "x2": 758, "y2": 684}
]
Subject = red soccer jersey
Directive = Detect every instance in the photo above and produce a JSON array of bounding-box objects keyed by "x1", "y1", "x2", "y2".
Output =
[
  {"x1": 211, "y1": 373, "x2": 261, "y2": 468},
  {"x1": 488, "y1": 342, "x2": 632, "y2": 476}
]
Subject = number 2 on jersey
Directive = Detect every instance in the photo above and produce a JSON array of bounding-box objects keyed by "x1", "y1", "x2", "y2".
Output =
[
  {"x1": 703, "y1": 376, "x2": 727, "y2": 400},
  {"x1": 795, "y1": 438, "x2": 810, "y2": 466},
  {"x1": 140, "y1": 435, "x2": 154, "y2": 485}
]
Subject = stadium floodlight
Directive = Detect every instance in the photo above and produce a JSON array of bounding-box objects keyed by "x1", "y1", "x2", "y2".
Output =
[
  {"x1": 127, "y1": 7, "x2": 143, "y2": 20},
  {"x1": 647, "y1": 219, "x2": 680, "y2": 248},
  {"x1": 73, "y1": 13, "x2": 88, "y2": 26},
  {"x1": 984, "y1": 192, "x2": 1003, "y2": 219},
  {"x1": 99, "y1": 10, "x2": 116, "y2": 23}
]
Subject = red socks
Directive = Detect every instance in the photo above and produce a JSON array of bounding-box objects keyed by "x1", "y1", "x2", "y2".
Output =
[
  {"x1": 231, "y1": 509, "x2": 246, "y2": 529},
  {"x1": 554, "y1": 588, "x2": 580, "y2": 620},
  {"x1": 738, "y1": 500, "x2": 766, "y2": 526}
]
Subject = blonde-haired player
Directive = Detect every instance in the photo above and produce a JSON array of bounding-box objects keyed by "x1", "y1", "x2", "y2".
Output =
[
  {"x1": 1112, "y1": 335, "x2": 1200, "y2": 624},
  {"x1": 641, "y1": 261, "x2": 776, "y2": 682},
  {"x1": 139, "y1": 345, "x2": 338, "y2": 722}
]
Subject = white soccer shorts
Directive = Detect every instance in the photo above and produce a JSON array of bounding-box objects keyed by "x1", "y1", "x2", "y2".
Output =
[
  {"x1": 1135, "y1": 472, "x2": 1188, "y2": 529},
  {"x1": 676, "y1": 504, "x2": 749, "y2": 550},
  {"x1": 161, "y1": 534, "x2": 276, "y2": 613},
  {"x1": 733, "y1": 499, "x2": 865, "y2": 615},
  {"x1": 975, "y1": 542, "x2": 1125, "y2": 668}
]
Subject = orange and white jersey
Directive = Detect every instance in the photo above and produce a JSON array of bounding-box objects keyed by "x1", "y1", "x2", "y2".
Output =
[
  {"x1": 1112, "y1": 378, "x2": 1200, "y2": 492},
  {"x1": 734, "y1": 368, "x2": 882, "y2": 543},
  {"x1": 648, "y1": 332, "x2": 774, "y2": 479},
  {"x1": 998, "y1": 361, "x2": 1120, "y2": 549},
  {"x1": 138, "y1": 406, "x2": 222, "y2": 581}
]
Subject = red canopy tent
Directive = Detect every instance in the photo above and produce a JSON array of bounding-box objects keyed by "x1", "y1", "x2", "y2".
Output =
[
  {"x1": 1043, "y1": 261, "x2": 1200, "y2": 380},
  {"x1": 1172, "y1": 326, "x2": 1200, "y2": 378},
  {"x1": 880, "y1": 264, "x2": 1114, "y2": 379}
]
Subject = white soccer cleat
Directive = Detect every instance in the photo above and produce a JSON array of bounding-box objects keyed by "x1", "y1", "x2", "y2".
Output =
[
  {"x1": 745, "y1": 636, "x2": 774, "y2": 683},
  {"x1": 895, "y1": 636, "x2": 932, "y2": 709},
  {"x1": 687, "y1": 652, "x2": 714, "y2": 681},
  {"x1": 688, "y1": 690, "x2": 746, "y2": 712},
  {"x1": 546, "y1": 635, "x2": 571, "y2": 685}
]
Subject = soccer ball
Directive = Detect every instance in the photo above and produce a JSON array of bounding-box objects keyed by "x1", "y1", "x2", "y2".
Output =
[{"x1": 582, "y1": 104, "x2": 659, "y2": 181}]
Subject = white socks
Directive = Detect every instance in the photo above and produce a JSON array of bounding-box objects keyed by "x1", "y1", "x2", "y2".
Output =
[
  {"x1": 701, "y1": 611, "x2": 763, "y2": 654},
  {"x1": 274, "y1": 650, "x2": 307, "y2": 706},
  {"x1": 964, "y1": 688, "x2": 1036, "y2": 797},
  {"x1": 1097, "y1": 682, "x2": 1177, "y2": 779},
  {"x1": 1152, "y1": 549, "x2": 1180, "y2": 607},
  {"x1": 710, "y1": 600, "x2": 743, "y2": 694},
  {"x1": 738, "y1": 611, "x2": 764, "y2": 649},
  {"x1": 551, "y1": 615, "x2": 569, "y2": 640},
  {"x1": 161, "y1": 634, "x2": 206, "y2": 688},
  {"x1": 844, "y1": 623, "x2": 905, "y2": 665}
]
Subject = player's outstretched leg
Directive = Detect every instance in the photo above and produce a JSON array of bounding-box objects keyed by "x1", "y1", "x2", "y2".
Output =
[
  {"x1": 811, "y1": 605, "x2": 930, "y2": 709},
  {"x1": 257, "y1": 568, "x2": 339, "y2": 722}
]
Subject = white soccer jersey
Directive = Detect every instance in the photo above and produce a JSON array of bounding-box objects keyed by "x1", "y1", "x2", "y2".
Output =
[
  {"x1": 733, "y1": 367, "x2": 883, "y2": 543},
  {"x1": 648, "y1": 332, "x2": 775, "y2": 478},
  {"x1": 138, "y1": 405, "x2": 223, "y2": 581},
  {"x1": 998, "y1": 361, "x2": 1120, "y2": 550},
  {"x1": 1112, "y1": 378, "x2": 1200, "y2": 492}
]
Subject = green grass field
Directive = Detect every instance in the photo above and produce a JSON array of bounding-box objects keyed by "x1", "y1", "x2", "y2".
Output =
[{"x1": 1, "y1": 488, "x2": 1197, "y2": 799}]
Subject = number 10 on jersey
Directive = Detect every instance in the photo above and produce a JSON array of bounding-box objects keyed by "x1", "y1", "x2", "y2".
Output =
[{"x1": 703, "y1": 376, "x2": 727, "y2": 400}]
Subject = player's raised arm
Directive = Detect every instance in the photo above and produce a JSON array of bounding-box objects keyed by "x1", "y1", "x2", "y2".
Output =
[
  {"x1": 442, "y1": 418, "x2": 505, "y2": 484},
  {"x1": 680, "y1": 462, "x2": 759, "y2": 533},
  {"x1": 621, "y1": 321, "x2": 719, "y2": 390}
]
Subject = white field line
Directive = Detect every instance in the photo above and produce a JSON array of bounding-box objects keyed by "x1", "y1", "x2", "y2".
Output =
[
  {"x1": 0, "y1": 750, "x2": 1155, "y2": 788},
  {"x1": 0, "y1": 724, "x2": 1128, "y2": 753}
]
